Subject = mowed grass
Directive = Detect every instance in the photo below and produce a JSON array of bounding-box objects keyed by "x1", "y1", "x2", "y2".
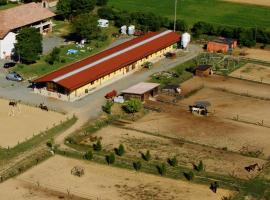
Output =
[{"x1": 109, "y1": 0, "x2": 270, "y2": 30}]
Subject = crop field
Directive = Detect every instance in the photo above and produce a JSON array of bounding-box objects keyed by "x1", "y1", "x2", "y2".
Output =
[
  {"x1": 109, "y1": 0, "x2": 270, "y2": 30},
  {"x1": 0, "y1": 99, "x2": 65, "y2": 148},
  {"x1": 0, "y1": 155, "x2": 232, "y2": 200}
]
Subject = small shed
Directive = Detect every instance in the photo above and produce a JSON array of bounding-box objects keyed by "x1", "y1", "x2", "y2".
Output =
[
  {"x1": 195, "y1": 65, "x2": 213, "y2": 77},
  {"x1": 207, "y1": 37, "x2": 237, "y2": 53},
  {"x1": 121, "y1": 82, "x2": 160, "y2": 101}
]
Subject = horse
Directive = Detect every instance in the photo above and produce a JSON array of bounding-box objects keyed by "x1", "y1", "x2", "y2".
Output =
[{"x1": 39, "y1": 103, "x2": 49, "y2": 111}]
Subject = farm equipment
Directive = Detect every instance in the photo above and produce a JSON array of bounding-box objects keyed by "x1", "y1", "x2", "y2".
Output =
[
  {"x1": 105, "y1": 90, "x2": 117, "y2": 99},
  {"x1": 71, "y1": 166, "x2": 85, "y2": 177}
]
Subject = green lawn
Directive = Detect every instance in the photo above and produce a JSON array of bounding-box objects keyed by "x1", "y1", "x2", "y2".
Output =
[
  {"x1": 0, "y1": 3, "x2": 18, "y2": 11},
  {"x1": 109, "y1": 0, "x2": 270, "y2": 30}
]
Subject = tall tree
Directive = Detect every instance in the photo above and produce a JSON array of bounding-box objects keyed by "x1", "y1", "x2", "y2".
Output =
[
  {"x1": 72, "y1": 13, "x2": 101, "y2": 41},
  {"x1": 71, "y1": 0, "x2": 96, "y2": 14},
  {"x1": 14, "y1": 27, "x2": 42, "y2": 63},
  {"x1": 56, "y1": 0, "x2": 72, "y2": 20},
  {"x1": 96, "y1": 0, "x2": 108, "y2": 6}
]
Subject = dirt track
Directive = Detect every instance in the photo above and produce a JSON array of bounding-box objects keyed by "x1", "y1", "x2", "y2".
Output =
[
  {"x1": 224, "y1": 0, "x2": 270, "y2": 7},
  {"x1": 0, "y1": 99, "x2": 65, "y2": 148},
  {"x1": 0, "y1": 156, "x2": 232, "y2": 200}
]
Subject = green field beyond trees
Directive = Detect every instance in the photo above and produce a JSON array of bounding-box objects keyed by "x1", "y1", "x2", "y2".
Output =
[{"x1": 109, "y1": 0, "x2": 270, "y2": 30}]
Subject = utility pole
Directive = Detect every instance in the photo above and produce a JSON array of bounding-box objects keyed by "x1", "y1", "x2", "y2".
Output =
[{"x1": 173, "y1": 0, "x2": 178, "y2": 32}]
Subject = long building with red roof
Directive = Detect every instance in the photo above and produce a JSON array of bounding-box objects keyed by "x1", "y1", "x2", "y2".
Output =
[{"x1": 33, "y1": 30, "x2": 180, "y2": 101}]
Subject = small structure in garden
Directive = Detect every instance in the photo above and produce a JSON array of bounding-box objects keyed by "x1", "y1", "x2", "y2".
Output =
[
  {"x1": 97, "y1": 19, "x2": 109, "y2": 28},
  {"x1": 121, "y1": 82, "x2": 160, "y2": 102},
  {"x1": 195, "y1": 65, "x2": 213, "y2": 77},
  {"x1": 71, "y1": 166, "x2": 85, "y2": 177}
]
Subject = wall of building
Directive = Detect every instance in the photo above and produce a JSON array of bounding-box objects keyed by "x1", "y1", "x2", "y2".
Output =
[
  {"x1": 207, "y1": 42, "x2": 228, "y2": 53},
  {"x1": 0, "y1": 32, "x2": 16, "y2": 59}
]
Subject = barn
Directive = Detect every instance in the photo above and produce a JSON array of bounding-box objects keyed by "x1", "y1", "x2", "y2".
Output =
[
  {"x1": 207, "y1": 37, "x2": 237, "y2": 53},
  {"x1": 121, "y1": 82, "x2": 160, "y2": 102},
  {"x1": 32, "y1": 30, "x2": 180, "y2": 101}
]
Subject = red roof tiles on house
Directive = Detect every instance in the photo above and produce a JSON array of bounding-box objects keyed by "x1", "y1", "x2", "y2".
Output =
[
  {"x1": 33, "y1": 31, "x2": 180, "y2": 91},
  {"x1": 0, "y1": 3, "x2": 55, "y2": 39}
]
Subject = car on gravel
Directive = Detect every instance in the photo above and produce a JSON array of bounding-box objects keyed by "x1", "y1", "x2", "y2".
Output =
[{"x1": 6, "y1": 72, "x2": 23, "y2": 81}]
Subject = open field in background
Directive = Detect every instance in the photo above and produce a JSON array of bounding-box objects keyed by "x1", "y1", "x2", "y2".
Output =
[
  {"x1": 230, "y1": 63, "x2": 270, "y2": 84},
  {"x1": 223, "y1": 0, "x2": 270, "y2": 7},
  {"x1": 0, "y1": 155, "x2": 233, "y2": 200},
  {"x1": 0, "y1": 98, "x2": 65, "y2": 148},
  {"x1": 242, "y1": 49, "x2": 270, "y2": 62},
  {"x1": 82, "y1": 125, "x2": 266, "y2": 179},
  {"x1": 109, "y1": 0, "x2": 270, "y2": 30}
]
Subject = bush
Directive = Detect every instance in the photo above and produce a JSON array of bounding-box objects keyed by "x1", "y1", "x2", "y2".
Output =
[
  {"x1": 97, "y1": 6, "x2": 115, "y2": 20},
  {"x1": 102, "y1": 100, "x2": 114, "y2": 114},
  {"x1": 46, "y1": 47, "x2": 61, "y2": 65},
  {"x1": 105, "y1": 153, "x2": 115, "y2": 165},
  {"x1": 183, "y1": 171, "x2": 194, "y2": 181},
  {"x1": 114, "y1": 144, "x2": 125, "y2": 156},
  {"x1": 93, "y1": 140, "x2": 102, "y2": 151},
  {"x1": 122, "y1": 98, "x2": 142, "y2": 114},
  {"x1": 84, "y1": 151, "x2": 93, "y2": 160},
  {"x1": 96, "y1": 0, "x2": 108, "y2": 6},
  {"x1": 167, "y1": 156, "x2": 178, "y2": 167},
  {"x1": 156, "y1": 163, "x2": 166, "y2": 176},
  {"x1": 193, "y1": 160, "x2": 204, "y2": 172},
  {"x1": 133, "y1": 161, "x2": 142, "y2": 171},
  {"x1": 0, "y1": 0, "x2": 7, "y2": 6},
  {"x1": 141, "y1": 150, "x2": 151, "y2": 161}
]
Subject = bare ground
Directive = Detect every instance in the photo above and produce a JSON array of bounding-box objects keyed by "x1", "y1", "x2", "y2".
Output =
[
  {"x1": 0, "y1": 99, "x2": 65, "y2": 148},
  {"x1": 224, "y1": 0, "x2": 270, "y2": 7},
  {"x1": 230, "y1": 63, "x2": 270, "y2": 84},
  {"x1": 0, "y1": 155, "x2": 233, "y2": 200}
]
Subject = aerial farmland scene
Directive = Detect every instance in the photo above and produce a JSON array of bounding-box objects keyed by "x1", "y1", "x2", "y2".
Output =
[{"x1": 0, "y1": 0, "x2": 270, "y2": 199}]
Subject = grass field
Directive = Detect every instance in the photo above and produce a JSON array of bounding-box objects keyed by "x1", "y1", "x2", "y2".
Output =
[{"x1": 109, "y1": 0, "x2": 270, "y2": 30}]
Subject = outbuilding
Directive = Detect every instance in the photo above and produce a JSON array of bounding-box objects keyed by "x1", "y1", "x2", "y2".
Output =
[
  {"x1": 195, "y1": 65, "x2": 213, "y2": 77},
  {"x1": 121, "y1": 82, "x2": 160, "y2": 102},
  {"x1": 207, "y1": 37, "x2": 237, "y2": 53}
]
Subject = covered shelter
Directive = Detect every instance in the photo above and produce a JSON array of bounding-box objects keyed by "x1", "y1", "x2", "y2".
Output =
[{"x1": 121, "y1": 82, "x2": 160, "y2": 101}]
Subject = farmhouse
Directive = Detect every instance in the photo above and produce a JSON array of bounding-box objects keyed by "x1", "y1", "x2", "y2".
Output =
[
  {"x1": 33, "y1": 30, "x2": 180, "y2": 101},
  {"x1": 195, "y1": 65, "x2": 213, "y2": 77},
  {"x1": 0, "y1": 3, "x2": 55, "y2": 59},
  {"x1": 207, "y1": 37, "x2": 237, "y2": 53},
  {"x1": 121, "y1": 82, "x2": 160, "y2": 101}
]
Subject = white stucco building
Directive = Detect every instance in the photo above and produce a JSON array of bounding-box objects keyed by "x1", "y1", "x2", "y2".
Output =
[{"x1": 0, "y1": 3, "x2": 55, "y2": 59}]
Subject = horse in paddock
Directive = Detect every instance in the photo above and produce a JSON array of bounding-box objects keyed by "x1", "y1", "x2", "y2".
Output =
[
  {"x1": 209, "y1": 181, "x2": 219, "y2": 193},
  {"x1": 9, "y1": 101, "x2": 17, "y2": 107},
  {"x1": 39, "y1": 103, "x2": 49, "y2": 111},
  {"x1": 245, "y1": 163, "x2": 263, "y2": 172}
]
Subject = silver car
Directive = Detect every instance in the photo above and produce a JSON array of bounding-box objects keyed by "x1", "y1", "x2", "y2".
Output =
[{"x1": 6, "y1": 72, "x2": 23, "y2": 82}]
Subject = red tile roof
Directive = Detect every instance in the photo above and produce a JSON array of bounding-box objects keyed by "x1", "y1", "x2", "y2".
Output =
[
  {"x1": 33, "y1": 31, "x2": 180, "y2": 91},
  {"x1": 0, "y1": 3, "x2": 55, "y2": 39}
]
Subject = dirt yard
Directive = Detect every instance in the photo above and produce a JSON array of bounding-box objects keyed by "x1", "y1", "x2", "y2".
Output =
[
  {"x1": 224, "y1": 0, "x2": 270, "y2": 7},
  {"x1": 83, "y1": 126, "x2": 266, "y2": 179},
  {"x1": 242, "y1": 48, "x2": 270, "y2": 62},
  {"x1": 0, "y1": 155, "x2": 233, "y2": 200},
  {"x1": 230, "y1": 63, "x2": 270, "y2": 84},
  {"x1": 0, "y1": 99, "x2": 65, "y2": 148}
]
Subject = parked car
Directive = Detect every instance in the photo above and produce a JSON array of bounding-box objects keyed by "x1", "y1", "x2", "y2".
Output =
[
  {"x1": 6, "y1": 72, "x2": 23, "y2": 81},
  {"x1": 105, "y1": 90, "x2": 117, "y2": 99},
  {"x1": 3, "y1": 62, "x2": 16, "y2": 68}
]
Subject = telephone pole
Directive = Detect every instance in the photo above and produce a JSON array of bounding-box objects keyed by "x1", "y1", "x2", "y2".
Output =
[{"x1": 173, "y1": 0, "x2": 178, "y2": 32}]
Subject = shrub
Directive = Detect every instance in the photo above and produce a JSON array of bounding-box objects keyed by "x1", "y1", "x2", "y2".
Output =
[
  {"x1": 93, "y1": 140, "x2": 102, "y2": 151},
  {"x1": 105, "y1": 153, "x2": 115, "y2": 165},
  {"x1": 133, "y1": 161, "x2": 142, "y2": 171},
  {"x1": 193, "y1": 160, "x2": 204, "y2": 172},
  {"x1": 114, "y1": 144, "x2": 125, "y2": 156},
  {"x1": 183, "y1": 171, "x2": 194, "y2": 181},
  {"x1": 84, "y1": 151, "x2": 93, "y2": 160},
  {"x1": 102, "y1": 100, "x2": 114, "y2": 114},
  {"x1": 45, "y1": 47, "x2": 61, "y2": 65},
  {"x1": 167, "y1": 156, "x2": 178, "y2": 167},
  {"x1": 122, "y1": 98, "x2": 142, "y2": 114},
  {"x1": 46, "y1": 141, "x2": 53, "y2": 148},
  {"x1": 156, "y1": 163, "x2": 166, "y2": 176},
  {"x1": 141, "y1": 150, "x2": 151, "y2": 161}
]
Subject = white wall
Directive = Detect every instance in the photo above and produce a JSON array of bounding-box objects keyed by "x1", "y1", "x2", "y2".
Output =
[{"x1": 0, "y1": 32, "x2": 16, "y2": 59}]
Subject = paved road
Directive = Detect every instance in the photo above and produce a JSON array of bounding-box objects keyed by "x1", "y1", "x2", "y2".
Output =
[{"x1": 0, "y1": 44, "x2": 202, "y2": 143}]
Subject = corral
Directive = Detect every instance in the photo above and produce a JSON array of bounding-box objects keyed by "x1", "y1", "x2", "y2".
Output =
[
  {"x1": 0, "y1": 155, "x2": 233, "y2": 200},
  {"x1": 230, "y1": 63, "x2": 270, "y2": 84},
  {"x1": 0, "y1": 99, "x2": 65, "y2": 148},
  {"x1": 242, "y1": 48, "x2": 270, "y2": 62}
]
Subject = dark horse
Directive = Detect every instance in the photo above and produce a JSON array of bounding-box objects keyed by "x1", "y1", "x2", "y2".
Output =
[
  {"x1": 39, "y1": 103, "x2": 49, "y2": 111},
  {"x1": 9, "y1": 101, "x2": 17, "y2": 107}
]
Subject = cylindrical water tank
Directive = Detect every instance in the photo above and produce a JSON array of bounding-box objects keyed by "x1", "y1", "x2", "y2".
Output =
[
  {"x1": 128, "y1": 25, "x2": 135, "y2": 35},
  {"x1": 181, "y1": 32, "x2": 191, "y2": 48},
  {"x1": 121, "y1": 25, "x2": 127, "y2": 34}
]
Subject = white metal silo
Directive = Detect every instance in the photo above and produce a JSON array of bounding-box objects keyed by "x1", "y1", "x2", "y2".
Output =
[
  {"x1": 181, "y1": 32, "x2": 191, "y2": 49},
  {"x1": 128, "y1": 25, "x2": 135, "y2": 35},
  {"x1": 121, "y1": 25, "x2": 127, "y2": 34}
]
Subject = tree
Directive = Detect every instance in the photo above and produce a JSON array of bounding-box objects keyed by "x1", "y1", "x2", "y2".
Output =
[
  {"x1": 239, "y1": 29, "x2": 256, "y2": 47},
  {"x1": 102, "y1": 100, "x2": 114, "y2": 114},
  {"x1": 84, "y1": 151, "x2": 93, "y2": 160},
  {"x1": 56, "y1": 0, "x2": 72, "y2": 20},
  {"x1": 172, "y1": 19, "x2": 188, "y2": 32},
  {"x1": 122, "y1": 98, "x2": 142, "y2": 114},
  {"x1": 141, "y1": 150, "x2": 151, "y2": 161},
  {"x1": 46, "y1": 47, "x2": 61, "y2": 65},
  {"x1": 114, "y1": 144, "x2": 125, "y2": 156},
  {"x1": 183, "y1": 171, "x2": 194, "y2": 181},
  {"x1": 133, "y1": 161, "x2": 142, "y2": 171},
  {"x1": 93, "y1": 140, "x2": 102, "y2": 151},
  {"x1": 72, "y1": 13, "x2": 101, "y2": 41},
  {"x1": 96, "y1": 0, "x2": 108, "y2": 6},
  {"x1": 97, "y1": 6, "x2": 115, "y2": 20},
  {"x1": 0, "y1": 0, "x2": 7, "y2": 6},
  {"x1": 105, "y1": 153, "x2": 115, "y2": 165},
  {"x1": 71, "y1": 0, "x2": 96, "y2": 14},
  {"x1": 14, "y1": 27, "x2": 42, "y2": 63}
]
